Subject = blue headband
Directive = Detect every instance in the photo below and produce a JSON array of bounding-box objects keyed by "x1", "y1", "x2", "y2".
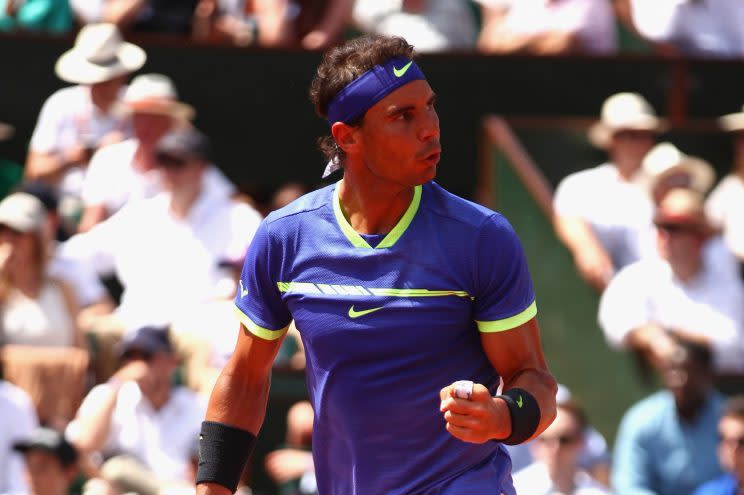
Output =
[{"x1": 325, "y1": 57, "x2": 426, "y2": 125}]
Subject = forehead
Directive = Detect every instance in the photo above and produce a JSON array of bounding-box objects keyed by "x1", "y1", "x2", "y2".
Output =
[
  {"x1": 365, "y1": 80, "x2": 435, "y2": 116},
  {"x1": 721, "y1": 415, "x2": 744, "y2": 433}
]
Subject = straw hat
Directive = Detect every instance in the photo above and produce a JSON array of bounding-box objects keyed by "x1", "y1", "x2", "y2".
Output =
[
  {"x1": 588, "y1": 93, "x2": 666, "y2": 148},
  {"x1": 120, "y1": 74, "x2": 195, "y2": 122},
  {"x1": 718, "y1": 104, "x2": 744, "y2": 132},
  {"x1": 640, "y1": 142, "x2": 715, "y2": 198},
  {"x1": 653, "y1": 188, "x2": 711, "y2": 235},
  {"x1": 55, "y1": 23, "x2": 146, "y2": 84}
]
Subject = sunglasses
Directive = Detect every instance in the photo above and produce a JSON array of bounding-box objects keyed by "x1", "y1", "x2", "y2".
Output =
[
  {"x1": 719, "y1": 435, "x2": 744, "y2": 449},
  {"x1": 155, "y1": 153, "x2": 189, "y2": 169},
  {"x1": 538, "y1": 434, "x2": 581, "y2": 446},
  {"x1": 656, "y1": 223, "x2": 698, "y2": 234},
  {"x1": 122, "y1": 349, "x2": 153, "y2": 362}
]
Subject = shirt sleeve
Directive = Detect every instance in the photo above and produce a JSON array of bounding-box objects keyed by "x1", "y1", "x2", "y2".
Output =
[
  {"x1": 80, "y1": 147, "x2": 112, "y2": 206},
  {"x1": 553, "y1": 172, "x2": 587, "y2": 217},
  {"x1": 234, "y1": 220, "x2": 292, "y2": 340},
  {"x1": 611, "y1": 407, "x2": 658, "y2": 495},
  {"x1": 473, "y1": 213, "x2": 537, "y2": 332},
  {"x1": 29, "y1": 91, "x2": 65, "y2": 154}
]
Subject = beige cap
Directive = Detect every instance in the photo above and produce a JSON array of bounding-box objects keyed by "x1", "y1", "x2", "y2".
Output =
[
  {"x1": 120, "y1": 73, "x2": 195, "y2": 122},
  {"x1": 653, "y1": 188, "x2": 711, "y2": 234},
  {"x1": 640, "y1": 142, "x2": 715, "y2": 198},
  {"x1": 588, "y1": 92, "x2": 666, "y2": 149},
  {"x1": 0, "y1": 193, "x2": 47, "y2": 234}
]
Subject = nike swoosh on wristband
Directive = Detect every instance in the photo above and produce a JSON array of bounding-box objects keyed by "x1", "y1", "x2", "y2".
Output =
[
  {"x1": 348, "y1": 305, "x2": 384, "y2": 318},
  {"x1": 516, "y1": 395, "x2": 523, "y2": 408},
  {"x1": 393, "y1": 61, "x2": 413, "y2": 78}
]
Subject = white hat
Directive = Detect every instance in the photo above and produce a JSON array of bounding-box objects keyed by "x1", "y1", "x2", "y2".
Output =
[
  {"x1": 0, "y1": 193, "x2": 47, "y2": 234},
  {"x1": 718, "y1": 104, "x2": 744, "y2": 132},
  {"x1": 639, "y1": 142, "x2": 715, "y2": 197},
  {"x1": 120, "y1": 74, "x2": 195, "y2": 122},
  {"x1": 588, "y1": 92, "x2": 666, "y2": 149},
  {"x1": 55, "y1": 23, "x2": 146, "y2": 84}
]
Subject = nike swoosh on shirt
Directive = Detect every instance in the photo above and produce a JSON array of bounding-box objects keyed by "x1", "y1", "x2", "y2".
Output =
[
  {"x1": 393, "y1": 61, "x2": 413, "y2": 78},
  {"x1": 348, "y1": 305, "x2": 384, "y2": 318}
]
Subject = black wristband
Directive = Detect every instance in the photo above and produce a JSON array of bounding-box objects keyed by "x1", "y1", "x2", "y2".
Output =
[
  {"x1": 495, "y1": 388, "x2": 541, "y2": 445},
  {"x1": 196, "y1": 421, "x2": 257, "y2": 492}
]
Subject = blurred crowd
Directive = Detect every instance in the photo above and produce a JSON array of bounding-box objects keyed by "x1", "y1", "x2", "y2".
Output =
[{"x1": 1, "y1": 1, "x2": 744, "y2": 494}]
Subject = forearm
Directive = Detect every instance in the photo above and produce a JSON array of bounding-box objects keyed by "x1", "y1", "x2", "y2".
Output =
[
  {"x1": 24, "y1": 152, "x2": 66, "y2": 183},
  {"x1": 501, "y1": 367, "x2": 557, "y2": 441},
  {"x1": 73, "y1": 387, "x2": 118, "y2": 452}
]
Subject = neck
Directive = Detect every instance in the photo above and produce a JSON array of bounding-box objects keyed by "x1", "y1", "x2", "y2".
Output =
[
  {"x1": 10, "y1": 266, "x2": 43, "y2": 298},
  {"x1": 90, "y1": 86, "x2": 114, "y2": 114},
  {"x1": 134, "y1": 143, "x2": 159, "y2": 173},
  {"x1": 145, "y1": 385, "x2": 172, "y2": 410},
  {"x1": 677, "y1": 394, "x2": 707, "y2": 422},
  {"x1": 611, "y1": 155, "x2": 641, "y2": 181},
  {"x1": 548, "y1": 464, "x2": 576, "y2": 494},
  {"x1": 670, "y1": 258, "x2": 702, "y2": 283},
  {"x1": 338, "y1": 172, "x2": 414, "y2": 235},
  {"x1": 169, "y1": 184, "x2": 201, "y2": 219}
]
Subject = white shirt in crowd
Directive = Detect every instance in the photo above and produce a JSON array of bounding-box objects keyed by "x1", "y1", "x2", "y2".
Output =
[
  {"x1": 512, "y1": 462, "x2": 612, "y2": 495},
  {"x1": 553, "y1": 163, "x2": 654, "y2": 269},
  {"x1": 706, "y1": 174, "x2": 744, "y2": 256},
  {"x1": 66, "y1": 381, "x2": 204, "y2": 482},
  {"x1": 1, "y1": 281, "x2": 76, "y2": 347},
  {"x1": 48, "y1": 251, "x2": 108, "y2": 308},
  {"x1": 0, "y1": 381, "x2": 38, "y2": 494},
  {"x1": 629, "y1": 0, "x2": 744, "y2": 58},
  {"x1": 29, "y1": 85, "x2": 131, "y2": 197},
  {"x1": 476, "y1": 0, "x2": 617, "y2": 54},
  {"x1": 61, "y1": 169, "x2": 262, "y2": 328},
  {"x1": 352, "y1": 0, "x2": 478, "y2": 52},
  {"x1": 599, "y1": 255, "x2": 744, "y2": 373}
]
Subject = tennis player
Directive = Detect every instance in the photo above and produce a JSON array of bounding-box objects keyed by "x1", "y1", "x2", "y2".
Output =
[{"x1": 196, "y1": 34, "x2": 557, "y2": 495}]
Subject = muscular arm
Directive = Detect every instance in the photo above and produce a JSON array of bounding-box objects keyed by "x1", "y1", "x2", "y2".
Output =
[
  {"x1": 196, "y1": 323, "x2": 286, "y2": 495},
  {"x1": 482, "y1": 317, "x2": 557, "y2": 441}
]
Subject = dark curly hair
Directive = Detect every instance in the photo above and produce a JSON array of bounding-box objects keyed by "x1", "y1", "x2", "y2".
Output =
[{"x1": 309, "y1": 35, "x2": 416, "y2": 166}]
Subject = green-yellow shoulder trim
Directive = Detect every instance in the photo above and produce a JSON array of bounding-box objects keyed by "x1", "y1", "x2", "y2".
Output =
[
  {"x1": 333, "y1": 181, "x2": 422, "y2": 249},
  {"x1": 233, "y1": 306, "x2": 288, "y2": 341},
  {"x1": 476, "y1": 301, "x2": 537, "y2": 333}
]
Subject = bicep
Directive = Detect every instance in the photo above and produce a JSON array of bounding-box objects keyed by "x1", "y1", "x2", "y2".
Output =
[{"x1": 479, "y1": 317, "x2": 548, "y2": 383}]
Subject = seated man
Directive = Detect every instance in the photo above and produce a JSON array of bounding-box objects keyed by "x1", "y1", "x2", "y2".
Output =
[
  {"x1": 0, "y1": 373, "x2": 38, "y2": 494},
  {"x1": 612, "y1": 335, "x2": 724, "y2": 495},
  {"x1": 66, "y1": 325, "x2": 205, "y2": 495},
  {"x1": 599, "y1": 188, "x2": 744, "y2": 374},
  {"x1": 694, "y1": 395, "x2": 744, "y2": 495},
  {"x1": 12, "y1": 427, "x2": 80, "y2": 495}
]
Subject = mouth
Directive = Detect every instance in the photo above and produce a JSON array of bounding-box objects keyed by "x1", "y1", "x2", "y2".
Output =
[{"x1": 421, "y1": 148, "x2": 442, "y2": 165}]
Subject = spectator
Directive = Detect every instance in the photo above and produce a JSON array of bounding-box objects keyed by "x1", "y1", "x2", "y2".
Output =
[
  {"x1": 0, "y1": 0, "x2": 72, "y2": 34},
  {"x1": 507, "y1": 383, "x2": 612, "y2": 486},
  {"x1": 553, "y1": 92, "x2": 663, "y2": 292},
  {"x1": 512, "y1": 398, "x2": 611, "y2": 494},
  {"x1": 708, "y1": 105, "x2": 744, "y2": 264},
  {"x1": 14, "y1": 180, "x2": 115, "y2": 334},
  {"x1": 693, "y1": 395, "x2": 744, "y2": 495},
  {"x1": 194, "y1": 0, "x2": 354, "y2": 50},
  {"x1": 24, "y1": 23, "x2": 145, "y2": 235},
  {"x1": 78, "y1": 73, "x2": 202, "y2": 232},
  {"x1": 0, "y1": 192, "x2": 85, "y2": 349},
  {"x1": 625, "y1": 0, "x2": 744, "y2": 59},
  {"x1": 612, "y1": 335, "x2": 724, "y2": 495},
  {"x1": 598, "y1": 188, "x2": 744, "y2": 374},
  {"x1": 351, "y1": 0, "x2": 477, "y2": 53},
  {"x1": 0, "y1": 371, "x2": 38, "y2": 494},
  {"x1": 12, "y1": 427, "x2": 79, "y2": 495},
  {"x1": 264, "y1": 400, "x2": 316, "y2": 495},
  {"x1": 65, "y1": 326, "x2": 205, "y2": 495},
  {"x1": 61, "y1": 128, "x2": 262, "y2": 380},
  {"x1": 70, "y1": 0, "x2": 201, "y2": 35},
  {"x1": 477, "y1": 0, "x2": 617, "y2": 56}
]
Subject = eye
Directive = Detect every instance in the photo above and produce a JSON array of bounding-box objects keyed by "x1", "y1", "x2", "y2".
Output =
[{"x1": 396, "y1": 111, "x2": 414, "y2": 122}]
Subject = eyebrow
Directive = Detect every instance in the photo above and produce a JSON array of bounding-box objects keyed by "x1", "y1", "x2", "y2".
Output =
[{"x1": 385, "y1": 93, "x2": 438, "y2": 117}]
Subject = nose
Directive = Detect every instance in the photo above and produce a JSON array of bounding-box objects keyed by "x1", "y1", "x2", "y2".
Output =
[{"x1": 418, "y1": 109, "x2": 440, "y2": 142}]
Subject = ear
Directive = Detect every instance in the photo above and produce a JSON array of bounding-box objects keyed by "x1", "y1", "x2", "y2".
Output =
[{"x1": 331, "y1": 122, "x2": 360, "y2": 155}]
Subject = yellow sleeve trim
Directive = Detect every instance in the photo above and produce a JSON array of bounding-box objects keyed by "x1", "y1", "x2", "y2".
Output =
[
  {"x1": 233, "y1": 306, "x2": 289, "y2": 341},
  {"x1": 476, "y1": 301, "x2": 537, "y2": 333}
]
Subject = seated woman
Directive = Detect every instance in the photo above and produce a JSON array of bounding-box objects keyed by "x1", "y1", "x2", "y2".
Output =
[{"x1": 0, "y1": 192, "x2": 83, "y2": 348}]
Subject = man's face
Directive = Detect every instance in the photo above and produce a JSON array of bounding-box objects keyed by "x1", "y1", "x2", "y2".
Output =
[
  {"x1": 609, "y1": 129, "x2": 655, "y2": 169},
  {"x1": 656, "y1": 221, "x2": 706, "y2": 267},
  {"x1": 155, "y1": 154, "x2": 206, "y2": 193},
  {"x1": 132, "y1": 112, "x2": 174, "y2": 147},
  {"x1": 351, "y1": 80, "x2": 441, "y2": 188},
  {"x1": 719, "y1": 415, "x2": 744, "y2": 480},
  {"x1": 24, "y1": 450, "x2": 73, "y2": 495},
  {"x1": 532, "y1": 406, "x2": 584, "y2": 475}
]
